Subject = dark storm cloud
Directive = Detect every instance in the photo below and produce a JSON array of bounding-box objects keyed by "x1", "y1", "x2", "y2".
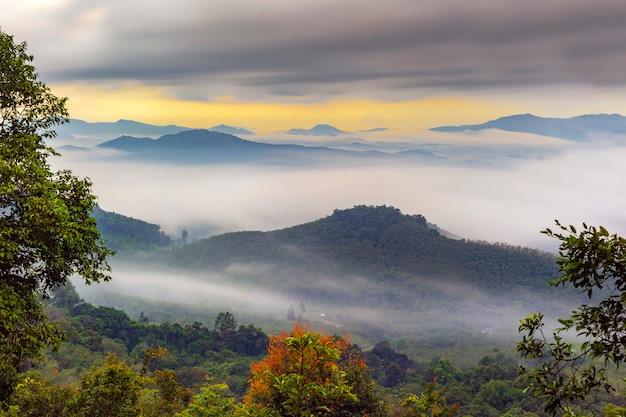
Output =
[{"x1": 10, "y1": 0, "x2": 626, "y2": 98}]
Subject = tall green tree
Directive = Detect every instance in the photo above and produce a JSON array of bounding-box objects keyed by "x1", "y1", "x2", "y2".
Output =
[
  {"x1": 0, "y1": 29, "x2": 113, "y2": 402},
  {"x1": 517, "y1": 221, "x2": 626, "y2": 415},
  {"x1": 214, "y1": 312, "x2": 237, "y2": 339}
]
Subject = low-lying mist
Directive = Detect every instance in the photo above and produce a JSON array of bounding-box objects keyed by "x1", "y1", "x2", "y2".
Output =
[
  {"x1": 75, "y1": 257, "x2": 574, "y2": 343},
  {"x1": 58, "y1": 128, "x2": 623, "y2": 344}
]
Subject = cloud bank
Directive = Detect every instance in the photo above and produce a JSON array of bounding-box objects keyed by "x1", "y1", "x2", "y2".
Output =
[
  {"x1": 52, "y1": 131, "x2": 626, "y2": 251},
  {"x1": 5, "y1": 0, "x2": 626, "y2": 102}
]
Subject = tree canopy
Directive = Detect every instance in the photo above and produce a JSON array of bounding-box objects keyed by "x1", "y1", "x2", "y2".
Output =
[
  {"x1": 518, "y1": 221, "x2": 626, "y2": 415},
  {"x1": 243, "y1": 322, "x2": 385, "y2": 417},
  {"x1": 0, "y1": 29, "x2": 113, "y2": 402}
]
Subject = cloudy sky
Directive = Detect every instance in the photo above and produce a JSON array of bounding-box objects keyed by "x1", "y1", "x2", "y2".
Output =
[{"x1": 4, "y1": 0, "x2": 626, "y2": 130}]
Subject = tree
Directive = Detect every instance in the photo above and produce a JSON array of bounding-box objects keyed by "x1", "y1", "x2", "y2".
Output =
[
  {"x1": 242, "y1": 322, "x2": 384, "y2": 417},
  {"x1": 0, "y1": 29, "x2": 113, "y2": 401},
  {"x1": 74, "y1": 355, "x2": 144, "y2": 417},
  {"x1": 517, "y1": 221, "x2": 626, "y2": 415},
  {"x1": 4, "y1": 373, "x2": 76, "y2": 417},
  {"x1": 175, "y1": 379, "x2": 235, "y2": 417},
  {"x1": 400, "y1": 381, "x2": 459, "y2": 417},
  {"x1": 140, "y1": 369, "x2": 193, "y2": 417},
  {"x1": 0, "y1": 283, "x2": 62, "y2": 401},
  {"x1": 214, "y1": 312, "x2": 237, "y2": 339}
]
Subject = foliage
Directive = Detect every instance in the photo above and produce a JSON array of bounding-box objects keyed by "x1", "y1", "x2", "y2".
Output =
[
  {"x1": 161, "y1": 205, "x2": 560, "y2": 314},
  {"x1": 0, "y1": 29, "x2": 113, "y2": 401},
  {"x1": 0, "y1": 29, "x2": 112, "y2": 295},
  {"x1": 92, "y1": 206, "x2": 172, "y2": 252},
  {"x1": 44, "y1": 286, "x2": 268, "y2": 393},
  {"x1": 243, "y1": 322, "x2": 383, "y2": 417},
  {"x1": 140, "y1": 369, "x2": 193, "y2": 416},
  {"x1": 215, "y1": 312, "x2": 238, "y2": 338},
  {"x1": 400, "y1": 381, "x2": 459, "y2": 417},
  {"x1": 518, "y1": 221, "x2": 626, "y2": 415},
  {"x1": 0, "y1": 282, "x2": 63, "y2": 401},
  {"x1": 4, "y1": 373, "x2": 76, "y2": 417},
  {"x1": 366, "y1": 340, "x2": 414, "y2": 387},
  {"x1": 1, "y1": 288, "x2": 598, "y2": 416},
  {"x1": 74, "y1": 354, "x2": 144, "y2": 417},
  {"x1": 175, "y1": 379, "x2": 235, "y2": 417}
]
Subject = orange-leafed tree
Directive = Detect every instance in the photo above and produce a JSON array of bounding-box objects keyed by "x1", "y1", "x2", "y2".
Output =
[{"x1": 241, "y1": 322, "x2": 385, "y2": 417}]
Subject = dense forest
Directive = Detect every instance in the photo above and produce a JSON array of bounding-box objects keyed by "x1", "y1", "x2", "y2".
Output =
[
  {"x1": 3, "y1": 191, "x2": 625, "y2": 415},
  {"x1": 127, "y1": 205, "x2": 576, "y2": 334},
  {"x1": 2, "y1": 283, "x2": 623, "y2": 416}
]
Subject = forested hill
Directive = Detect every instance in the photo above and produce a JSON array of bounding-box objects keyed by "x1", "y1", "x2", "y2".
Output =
[
  {"x1": 93, "y1": 206, "x2": 172, "y2": 251},
  {"x1": 162, "y1": 206, "x2": 561, "y2": 310}
]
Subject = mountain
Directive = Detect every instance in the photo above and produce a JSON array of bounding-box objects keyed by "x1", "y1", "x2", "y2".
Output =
[
  {"x1": 95, "y1": 129, "x2": 386, "y2": 163},
  {"x1": 55, "y1": 118, "x2": 190, "y2": 139},
  {"x1": 286, "y1": 124, "x2": 347, "y2": 136},
  {"x1": 430, "y1": 113, "x2": 626, "y2": 140},
  {"x1": 209, "y1": 124, "x2": 255, "y2": 135},
  {"x1": 96, "y1": 135, "x2": 155, "y2": 152},
  {"x1": 157, "y1": 205, "x2": 566, "y2": 321}
]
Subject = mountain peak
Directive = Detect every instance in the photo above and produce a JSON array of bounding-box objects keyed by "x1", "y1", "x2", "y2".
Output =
[
  {"x1": 286, "y1": 124, "x2": 345, "y2": 136},
  {"x1": 209, "y1": 124, "x2": 255, "y2": 135}
]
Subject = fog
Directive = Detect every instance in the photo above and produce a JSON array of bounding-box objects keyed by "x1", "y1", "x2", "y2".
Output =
[
  {"x1": 52, "y1": 129, "x2": 626, "y2": 251},
  {"x1": 50, "y1": 128, "x2": 626, "y2": 339},
  {"x1": 74, "y1": 257, "x2": 571, "y2": 341}
]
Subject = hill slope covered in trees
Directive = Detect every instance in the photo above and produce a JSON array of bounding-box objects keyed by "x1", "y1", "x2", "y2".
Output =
[
  {"x1": 151, "y1": 206, "x2": 567, "y2": 322},
  {"x1": 92, "y1": 206, "x2": 173, "y2": 251}
]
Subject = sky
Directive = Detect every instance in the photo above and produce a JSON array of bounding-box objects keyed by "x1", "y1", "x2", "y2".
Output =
[{"x1": 4, "y1": 0, "x2": 626, "y2": 130}]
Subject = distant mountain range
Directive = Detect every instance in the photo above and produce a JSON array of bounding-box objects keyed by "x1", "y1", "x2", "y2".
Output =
[
  {"x1": 55, "y1": 118, "x2": 254, "y2": 140},
  {"x1": 52, "y1": 114, "x2": 626, "y2": 165},
  {"x1": 430, "y1": 113, "x2": 626, "y2": 140},
  {"x1": 91, "y1": 129, "x2": 387, "y2": 163},
  {"x1": 55, "y1": 114, "x2": 626, "y2": 144},
  {"x1": 55, "y1": 119, "x2": 189, "y2": 138}
]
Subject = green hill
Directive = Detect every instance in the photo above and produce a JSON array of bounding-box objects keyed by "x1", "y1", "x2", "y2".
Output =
[
  {"x1": 158, "y1": 206, "x2": 564, "y2": 315},
  {"x1": 93, "y1": 206, "x2": 172, "y2": 251}
]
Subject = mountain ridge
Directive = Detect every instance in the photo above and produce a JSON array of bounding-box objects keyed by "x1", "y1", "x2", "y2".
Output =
[
  {"x1": 430, "y1": 113, "x2": 626, "y2": 140},
  {"x1": 55, "y1": 118, "x2": 256, "y2": 141},
  {"x1": 93, "y1": 129, "x2": 387, "y2": 163}
]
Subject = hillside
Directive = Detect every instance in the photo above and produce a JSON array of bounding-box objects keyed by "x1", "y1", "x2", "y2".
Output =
[
  {"x1": 430, "y1": 113, "x2": 626, "y2": 140},
  {"x1": 93, "y1": 206, "x2": 173, "y2": 251},
  {"x1": 156, "y1": 206, "x2": 565, "y2": 319}
]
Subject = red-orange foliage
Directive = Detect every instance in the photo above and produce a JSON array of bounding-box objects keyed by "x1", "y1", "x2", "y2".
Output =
[{"x1": 243, "y1": 321, "x2": 368, "y2": 415}]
